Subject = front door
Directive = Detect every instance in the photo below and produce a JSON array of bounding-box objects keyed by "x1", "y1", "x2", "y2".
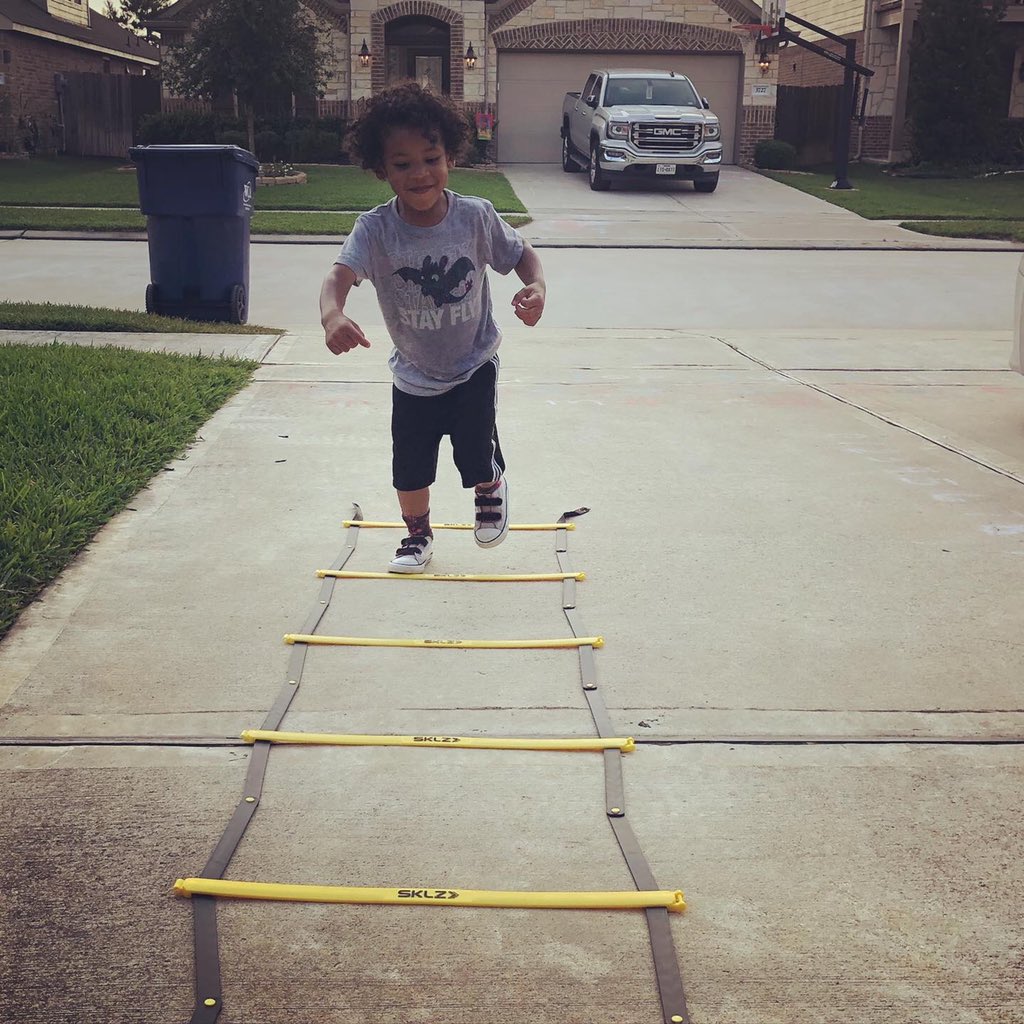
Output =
[{"x1": 385, "y1": 15, "x2": 450, "y2": 93}]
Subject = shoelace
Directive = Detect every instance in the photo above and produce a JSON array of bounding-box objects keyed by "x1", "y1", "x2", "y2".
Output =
[
  {"x1": 396, "y1": 535, "x2": 429, "y2": 557},
  {"x1": 474, "y1": 494, "x2": 503, "y2": 524}
]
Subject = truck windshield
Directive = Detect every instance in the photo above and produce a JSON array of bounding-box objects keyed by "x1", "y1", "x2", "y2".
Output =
[{"x1": 603, "y1": 78, "x2": 700, "y2": 107}]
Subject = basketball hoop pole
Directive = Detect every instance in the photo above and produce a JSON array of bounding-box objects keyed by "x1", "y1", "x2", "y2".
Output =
[{"x1": 777, "y1": 11, "x2": 873, "y2": 191}]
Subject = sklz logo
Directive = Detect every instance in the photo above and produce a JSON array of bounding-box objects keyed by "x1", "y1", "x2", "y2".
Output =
[
  {"x1": 413, "y1": 736, "x2": 462, "y2": 744},
  {"x1": 652, "y1": 127, "x2": 684, "y2": 136},
  {"x1": 397, "y1": 889, "x2": 460, "y2": 900}
]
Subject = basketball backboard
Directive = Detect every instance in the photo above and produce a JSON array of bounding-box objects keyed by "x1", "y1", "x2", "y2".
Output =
[{"x1": 762, "y1": 0, "x2": 786, "y2": 34}]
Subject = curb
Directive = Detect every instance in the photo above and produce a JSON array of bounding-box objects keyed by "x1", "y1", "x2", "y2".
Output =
[{"x1": 2, "y1": 229, "x2": 1021, "y2": 252}]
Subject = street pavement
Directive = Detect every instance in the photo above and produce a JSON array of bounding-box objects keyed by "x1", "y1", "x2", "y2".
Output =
[{"x1": 1, "y1": 167, "x2": 1023, "y2": 1024}]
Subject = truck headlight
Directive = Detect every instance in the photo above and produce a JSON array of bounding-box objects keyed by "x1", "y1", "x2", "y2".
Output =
[
  {"x1": 607, "y1": 122, "x2": 630, "y2": 139},
  {"x1": 704, "y1": 122, "x2": 721, "y2": 140}
]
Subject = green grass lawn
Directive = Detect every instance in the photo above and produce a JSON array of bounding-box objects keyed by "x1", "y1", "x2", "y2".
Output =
[
  {"x1": 0, "y1": 342, "x2": 256, "y2": 637},
  {"x1": 761, "y1": 163, "x2": 1024, "y2": 220},
  {"x1": 0, "y1": 301, "x2": 281, "y2": 333},
  {"x1": 0, "y1": 156, "x2": 528, "y2": 213},
  {"x1": 899, "y1": 219, "x2": 1024, "y2": 244}
]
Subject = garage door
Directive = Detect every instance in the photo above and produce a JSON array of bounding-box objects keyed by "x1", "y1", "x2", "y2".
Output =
[{"x1": 497, "y1": 52, "x2": 742, "y2": 164}]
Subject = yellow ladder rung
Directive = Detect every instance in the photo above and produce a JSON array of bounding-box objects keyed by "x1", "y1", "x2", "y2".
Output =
[
  {"x1": 316, "y1": 570, "x2": 585, "y2": 582},
  {"x1": 283, "y1": 634, "x2": 603, "y2": 649},
  {"x1": 174, "y1": 878, "x2": 686, "y2": 913},
  {"x1": 241, "y1": 730, "x2": 634, "y2": 752},
  {"x1": 343, "y1": 521, "x2": 574, "y2": 531}
]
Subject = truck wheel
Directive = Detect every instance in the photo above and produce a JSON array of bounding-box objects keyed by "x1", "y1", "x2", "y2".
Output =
[
  {"x1": 561, "y1": 133, "x2": 580, "y2": 173},
  {"x1": 693, "y1": 174, "x2": 719, "y2": 194},
  {"x1": 589, "y1": 143, "x2": 610, "y2": 191}
]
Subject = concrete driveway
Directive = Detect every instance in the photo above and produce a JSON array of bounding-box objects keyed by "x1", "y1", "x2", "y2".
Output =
[
  {"x1": 502, "y1": 163, "x2": 1019, "y2": 249},
  {"x1": 2, "y1": 220, "x2": 1024, "y2": 1021}
]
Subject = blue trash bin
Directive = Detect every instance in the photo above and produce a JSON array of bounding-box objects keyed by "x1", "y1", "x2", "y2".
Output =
[{"x1": 130, "y1": 144, "x2": 259, "y2": 324}]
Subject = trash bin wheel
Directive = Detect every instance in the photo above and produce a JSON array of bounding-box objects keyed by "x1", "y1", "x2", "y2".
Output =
[
  {"x1": 145, "y1": 283, "x2": 159, "y2": 315},
  {"x1": 229, "y1": 284, "x2": 247, "y2": 325}
]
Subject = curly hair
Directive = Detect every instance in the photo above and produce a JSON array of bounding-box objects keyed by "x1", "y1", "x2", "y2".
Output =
[{"x1": 345, "y1": 82, "x2": 470, "y2": 172}]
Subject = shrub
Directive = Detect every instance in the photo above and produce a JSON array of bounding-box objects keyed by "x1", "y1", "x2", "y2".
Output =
[
  {"x1": 284, "y1": 126, "x2": 342, "y2": 162},
  {"x1": 215, "y1": 130, "x2": 249, "y2": 148},
  {"x1": 254, "y1": 130, "x2": 283, "y2": 161},
  {"x1": 137, "y1": 111, "x2": 226, "y2": 145},
  {"x1": 754, "y1": 139, "x2": 797, "y2": 170},
  {"x1": 136, "y1": 111, "x2": 349, "y2": 162},
  {"x1": 989, "y1": 119, "x2": 1024, "y2": 167}
]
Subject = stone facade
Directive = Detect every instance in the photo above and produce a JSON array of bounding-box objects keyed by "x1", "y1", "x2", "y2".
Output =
[
  {"x1": 149, "y1": 0, "x2": 775, "y2": 164},
  {"x1": 482, "y1": 0, "x2": 772, "y2": 164}
]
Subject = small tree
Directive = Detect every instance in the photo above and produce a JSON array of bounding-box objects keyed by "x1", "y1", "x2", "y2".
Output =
[
  {"x1": 162, "y1": 0, "x2": 333, "y2": 155},
  {"x1": 103, "y1": 1, "x2": 171, "y2": 36},
  {"x1": 908, "y1": 0, "x2": 1008, "y2": 164}
]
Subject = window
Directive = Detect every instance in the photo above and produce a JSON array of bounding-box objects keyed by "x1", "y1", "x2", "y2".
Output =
[{"x1": 603, "y1": 78, "x2": 699, "y2": 108}]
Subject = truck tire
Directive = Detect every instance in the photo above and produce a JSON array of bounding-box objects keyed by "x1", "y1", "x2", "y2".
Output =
[
  {"x1": 589, "y1": 142, "x2": 610, "y2": 191},
  {"x1": 561, "y1": 132, "x2": 580, "y2": 172},
  {"x1": 693, "y1": 174, "x2": 719, "y2": 194}
]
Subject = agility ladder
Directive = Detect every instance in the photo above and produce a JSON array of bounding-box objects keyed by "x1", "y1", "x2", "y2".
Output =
[{"x1": 177, "y1": 505, "x2": 691, "y2": 1024}]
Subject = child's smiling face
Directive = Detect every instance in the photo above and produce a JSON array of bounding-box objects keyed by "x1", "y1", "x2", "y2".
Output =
[{"x1": 378, "y1": 126, "x2": 455, "y2": 226}]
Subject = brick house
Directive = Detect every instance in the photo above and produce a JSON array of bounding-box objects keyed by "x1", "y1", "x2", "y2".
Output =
[
  {"x1": 146, "y1": 0, "x2": 777, "y2": 166},
  {"x1": 0, "y1": 0, "x2": 159, "y2": 152},
  {"x1": 779, "y1": 0, "x2": 1024, "y2": 162}
]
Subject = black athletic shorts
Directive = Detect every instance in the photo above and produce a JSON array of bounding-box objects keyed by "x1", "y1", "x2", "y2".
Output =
[{"x1": 391, "y1": 356, "x2": 505, "y2": 491}]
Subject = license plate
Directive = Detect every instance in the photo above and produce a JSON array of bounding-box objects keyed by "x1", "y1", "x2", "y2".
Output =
[{"x1": 655, "y1": 164, "x2": 676, "y2": 175}]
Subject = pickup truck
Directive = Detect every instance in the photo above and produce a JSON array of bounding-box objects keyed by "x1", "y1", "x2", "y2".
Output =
[{"x1": 561, "y1": 69, "x2": 723, "y2": 192}]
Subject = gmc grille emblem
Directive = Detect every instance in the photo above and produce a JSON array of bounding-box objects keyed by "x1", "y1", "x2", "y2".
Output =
[{"x1": 653, "y1": 127, "x2": 684, "y2": 136}]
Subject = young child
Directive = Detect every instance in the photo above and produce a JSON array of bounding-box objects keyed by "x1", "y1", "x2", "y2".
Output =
[{"x1": 320, "y1": 83, "x2": 546, "y2": 573}]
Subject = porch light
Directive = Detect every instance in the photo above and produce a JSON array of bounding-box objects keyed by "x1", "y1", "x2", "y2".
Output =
[
  {"x1": 465, "y1": 44, "x2": 477, "y2": 70},
  {"x1": 758, "y1": 41, "x2": 771, "y2": 75},
  {"x1": 359, "y1": 39, "x2": 371, "y2": 68}
]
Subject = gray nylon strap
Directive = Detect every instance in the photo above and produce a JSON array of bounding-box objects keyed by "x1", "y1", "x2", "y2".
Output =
[
  {"x1": 188, "y1": 507, "x2": 364, "y2": 1022},
  {"x1": 557, "y1": 508, "x2": 691, "y2": 1024},
  {"x1": 190, "y1": 896, "x2": 222, "y2": 1023}
]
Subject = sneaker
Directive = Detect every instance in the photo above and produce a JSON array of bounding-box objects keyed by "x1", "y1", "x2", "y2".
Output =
[
  {"x1": 389, "y1": 535, "x2": 433, "y2": 573},
  {"x1": 474, "y1": 478, "x2": 509, "y2": 548}
]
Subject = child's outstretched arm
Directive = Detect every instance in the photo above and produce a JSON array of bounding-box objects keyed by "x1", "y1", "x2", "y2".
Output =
[
  {"x1": 321, "y1": 264, "x2": 372, "y2": 354},
  {"x1": 511, "y1": 242, "x2": 546, "y2": 327}
]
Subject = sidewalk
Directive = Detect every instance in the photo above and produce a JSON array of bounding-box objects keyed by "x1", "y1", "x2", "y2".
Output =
[{"x1": 2, "y1": 318, "x2": 1024, "y2": 1022}]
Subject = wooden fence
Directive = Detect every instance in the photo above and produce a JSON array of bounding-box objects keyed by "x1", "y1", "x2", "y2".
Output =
[
  {"x1": 58, "y1": 73, "x2": 160, "y2": 158},
  {"x1": 775, "y1": 84, "x2": 841, "y2": 165},
  {"x1": 160, "y1": 96, "x2": 370, "y2": 120}
]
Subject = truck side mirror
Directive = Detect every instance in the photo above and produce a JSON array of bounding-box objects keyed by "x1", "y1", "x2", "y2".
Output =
[
  {"x1": 702, "y1": 97, "x2": 710, "y2": 109},
  {"x1": 586, "y1": 97, "x2": 598, "y2": 108}
]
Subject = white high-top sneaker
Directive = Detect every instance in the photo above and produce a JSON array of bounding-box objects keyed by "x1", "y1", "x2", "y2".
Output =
[
  {"x1": 389, "y1": 535, "x2": 433, "y2": 573},
  {"x1": 473, "y1": 478, "x2": 509, "y2": 548}
]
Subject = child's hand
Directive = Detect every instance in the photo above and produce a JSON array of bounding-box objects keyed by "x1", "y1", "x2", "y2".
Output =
[
  {"x1": 324, "y1": 313, "x2": 371, "y2": 355},
  {"x1": 512, "y1": 283, "x2": 545, "y2": 327}
]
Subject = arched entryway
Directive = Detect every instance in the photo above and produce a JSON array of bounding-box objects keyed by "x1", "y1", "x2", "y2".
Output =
[
  {"x1": 371, "y1": 1, "x2": 464, "y2": 99},
  {"x1": 386, "y1": 16, "x2": 451, "y2": 93}
]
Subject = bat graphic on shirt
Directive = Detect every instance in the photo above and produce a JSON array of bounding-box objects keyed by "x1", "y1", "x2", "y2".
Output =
[{"x1": 393, "y1": 255, "x2": 476, "y2": 307}]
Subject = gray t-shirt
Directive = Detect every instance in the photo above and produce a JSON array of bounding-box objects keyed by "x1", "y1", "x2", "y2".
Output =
[{"x1": 335, "y1": 191, "x2": 525, "y2": 396}]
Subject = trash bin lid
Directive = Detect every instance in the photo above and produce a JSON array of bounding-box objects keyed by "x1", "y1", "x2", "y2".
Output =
[{"x1": 129, "y1": 144, "x2": 260, "y2": 170}]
